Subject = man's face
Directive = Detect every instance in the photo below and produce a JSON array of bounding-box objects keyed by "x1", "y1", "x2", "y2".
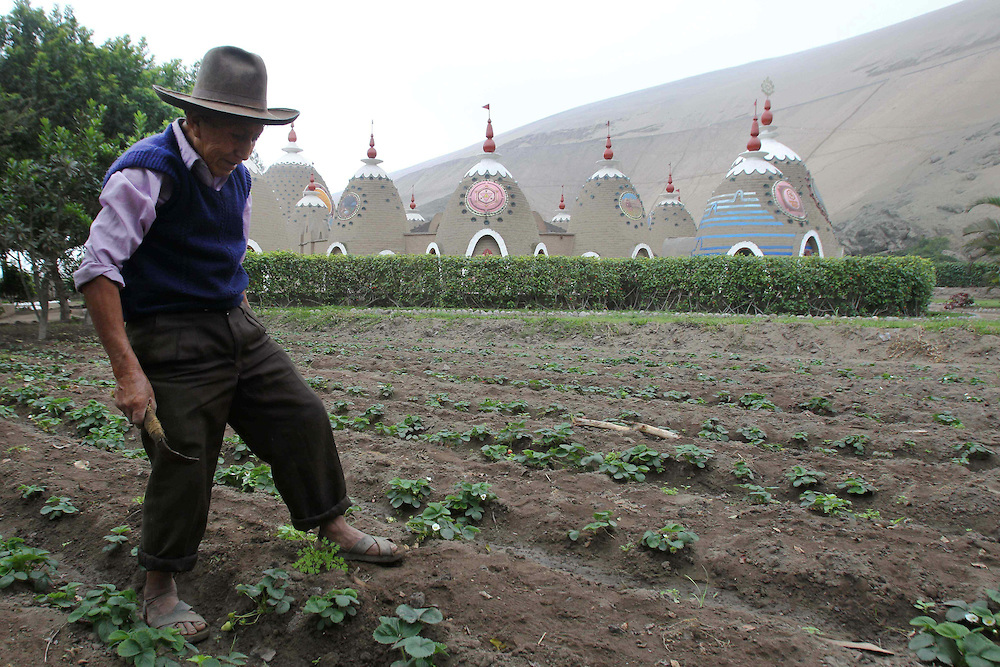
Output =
[{"x1": 186, "y1": 116, "x2": 264, "y2": 178}]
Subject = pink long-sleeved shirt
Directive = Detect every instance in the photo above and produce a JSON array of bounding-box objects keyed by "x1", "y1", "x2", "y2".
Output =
[{"x1": 73, "y1": 119, "x2": 253, "y2": 290}]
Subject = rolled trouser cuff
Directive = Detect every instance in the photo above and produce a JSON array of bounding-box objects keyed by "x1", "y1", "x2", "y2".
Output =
[
  {"x1": 290, "y1": 495, "x2": 353, "y2": 531},
  {"x1": 138, "y1": 549, "x2": 199, "y2": 573}
]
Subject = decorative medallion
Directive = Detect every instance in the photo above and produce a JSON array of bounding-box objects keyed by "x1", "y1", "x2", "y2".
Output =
[
  {"x1": 618, "y1": 192, "x2": 644, "y2": 220},
  {"x1": 466, "y1": 181, "x2": 507, "y2": 216},
  {"x1": 337, "y1": 192, "x2": 361, "y2": 220},
  {"x1": 772, "y1": 181, "x2": 806, "y2": 221}
]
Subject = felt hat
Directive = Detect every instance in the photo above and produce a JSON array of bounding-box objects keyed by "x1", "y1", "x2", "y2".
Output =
[{"x1": 153, "y1": 46, "x2": 298, "y2": 125}]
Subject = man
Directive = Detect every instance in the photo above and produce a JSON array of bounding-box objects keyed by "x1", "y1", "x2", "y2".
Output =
[{"x1": 74, "y1": 46, "x2": 401, "y2": 644}]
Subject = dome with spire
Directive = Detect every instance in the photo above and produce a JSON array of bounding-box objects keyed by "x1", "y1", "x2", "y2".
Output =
[
  {"x1": 694, "y1": 106, "x2": 824, "y2": 257},
  {"x1": 551, "y1": 187, "x2": 571, "y2": 227},
  {"x1": 647, "y1": 167, "x2": 696, "y2": 257},
  {"x1": 733, "y1": 84, "x2": 843, "y2": 257},
  {"x1": 432, "y1": 107, "x2": 542, "y2": 256},
  {"x1": 326, "y1": 126, "x2": 409, "y2": 255},
  {"x1": 568, "y1": 122, "x2": 650, "y2": 258}
]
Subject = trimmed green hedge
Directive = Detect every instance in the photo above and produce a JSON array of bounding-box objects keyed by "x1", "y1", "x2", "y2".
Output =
[
  {"x1": 933, "y1": 261, "x2": 997, "y2": 287},
  {"x1": 244, "y1": 253, "x2": 934, "y2": 317}
]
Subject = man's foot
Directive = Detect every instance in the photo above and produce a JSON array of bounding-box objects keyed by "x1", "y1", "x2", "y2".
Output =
[
  {"x1": 143, "y1": 573, "x2": 209, "y2": 643},
  {"x1": 319, "y1": 515, "x2": 404, "y2": 565}
]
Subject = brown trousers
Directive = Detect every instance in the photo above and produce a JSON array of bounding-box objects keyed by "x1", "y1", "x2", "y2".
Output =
[{"x1": 127, "y1": 302, "x2": 350, "y2": 572}]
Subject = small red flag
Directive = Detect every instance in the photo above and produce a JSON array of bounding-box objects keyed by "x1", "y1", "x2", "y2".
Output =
[{"x1": 483, "y1": 104, "x2": 490, "y2": 110}]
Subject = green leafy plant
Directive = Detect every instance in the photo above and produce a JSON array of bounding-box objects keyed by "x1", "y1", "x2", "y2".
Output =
[
  {"x1": 0, "y1": 535, "x2": 58, "y2": 591},
  {"x1": 697, "y1": 418, "x2": 729, "y2": 441},
  {"x1": 17, "y1": 483, "x2": 46, "y2": 499},
  {"x1": 934, "y1": 412, "x2": 964, "y2": 428},
  {"x1": 406, "y1": 503, "x2": 480, "y2": 542},
  {"x1": 292, "y1": 539, "x2": 346, "y2": 575},
  {"x1": 214, "y1": 462, "x2": 277, "y2": 495},
  {"x1": 377, "y1": 382, "x2": 394, "y2": 398},
  {"x1": 837, "y1": 477, "x2": 877, "y2": 495},
  {"x1": 790, "y1": 431, "x2": 810, "y2": 446},
  {"x1": 40, "y1": 495, "x2": 79, "y2": 520},
  {"x1": 738, "y1": 484, "x2": 779, "y2": 505},
  {"x1": 674, "y1": 444, "x2": 715, "y2": 469},
  {"x1": 102, "y1": 525, "x2": 132, "y2": 553},
  {"x1": 732, "y1": 460, "x2": 755, "y2": 481},
  {"x1": 396, "y1": 415, "x2": 427, "y2": 440},
  {"x1": 621, "y1": 444, "x2": 667, "y2": 472},
  {"x1": 225, "y1": 568, "x2": 294, "y2": 630},
  {"x1": 373, "y1": 604, "x2": 448, "y2": 667},
  {"x1": 797, "y1": 396, "x2": 835, "y2": 414},
  {"x1": 831, "y1": 434, "x2": 869, "y2": 455},
  {"x1": 953, "y1": 441, "x2": 994, "y2": 465},
  {"x1": 568, "y1": 510, "x2": 617, "y2": 542},
  {"x1": 738, "y1": 393, "x2": 778, "y2": 411},
  {"x1": 786, "y1": 465, "x2": 826, "y2": 488},
  {"x1": 799, "y1": 491, "x2": 852, "y2": 516},
  {"x1": 388, "y1": 478, "x2": 433, "y2": 510},
  {"x1": 909, "y1": 587, "x2": 1000, "y2": 665},
  {"x1": 67, "y1": 584, "x2": 138, "y2": 642},
  {"x1": 597, "y1": 451, "x2": 649, "y2": 482},
  {"x1": 107, "y1": 625, "x2": 190, "y2": 666},
  {"x1": 303, "y1": 588, "x2": 359, "y2": 630},
  {"x1": 495, "y1": 420, "x2": 533, "y2": 448},
  {"x1": 737, "y1": 425, "x2": 767, "y2": 445},
  {"x1": 442, "y1": 482, "x2": 496, "y2": 522},
  {"x1": 641, "y1": 523, "x2": 699, "y2": 553},
  {"x1": 35, "y1": 581, "x2": 82, "y2": 609}
]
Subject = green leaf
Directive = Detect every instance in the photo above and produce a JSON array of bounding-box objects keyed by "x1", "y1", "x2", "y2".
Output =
[
  {"x1": 399, "y1": 635, "x2": 438, "y2": 659},
  {"x1": 935, "y1": 622, "x2": 971, "y2": 640}
]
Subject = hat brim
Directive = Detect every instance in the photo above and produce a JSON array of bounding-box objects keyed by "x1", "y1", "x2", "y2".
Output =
[{"x1": 153, "y1": 85, "x2": 298, "y2": 125}]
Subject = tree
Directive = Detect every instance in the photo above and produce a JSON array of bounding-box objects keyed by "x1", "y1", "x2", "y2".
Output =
[
  {"x1": 963, "y1": 197, "x2": 1000, "y2": 287},
  {"x1": 0, "y1": 0, "x2": 196, "y2": 338},
  {"x1": 0, "y1": 104, "x2": 116, "y2": 340}
]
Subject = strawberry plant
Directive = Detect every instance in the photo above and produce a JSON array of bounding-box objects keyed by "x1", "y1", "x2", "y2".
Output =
[
  {"x1": 597, "y1": 452, "x2": 649, "y2": 482},
  {"x1": 952, "y1": 441, "x2": 994, "y2": 465},
  {"x1": 373, "y1": 604, "x2": 447, "y2": 667},
  {"x1": 443, "y1": 481, "x2": 496, "y2": 522},
  {"x1": 495, "y1": 420, "x2": 532, "y2": 447},
  {"x1": 674, "y1": 444, "x2": 715, "y2": 469},
  {"x1": 106, "y1": 625, "x2": 191, "y2": 666},
  {"x1": 67, "y1": 584, "x2": 138, "y2": 642},
  {"x1": 41, "y1": 495, "x2": 78, "y2": 520},
  {"x1": 738, "y1": 393, "x2": 778, "y2": 411},
  {"x1": 697, "y1": 418, "x2": 729, "y2": 441},
  {"x1": 548, "y1": 442, "x2": 593, "y2": 465},
  {"x1": 934, "y1": 412, "x2": 964, "y2": 428},
  {"x1": 388, "y1": 478, "x2": 433, "y2": 510},
  {"x1": 909, "y1": 588, "x2": 1000, "y2": 666},
  {"x1": 731, "y1": 460, "x2": 755, "y2": 480},
  {"x1": 226, "y1": 568, "x2": 295, "y2": 630},
  {"x1": 737, "y1": 425, "x2": 767, "y2": 445},
  {"x1": 621, "y1": 444, "x2": 667, "y2": 472},
  {"x1": 568, "y1": 510, "x2": 618, "y2": 542},
  {"x1": 831, "y1": 434, "x2": 869, "y2": 455},
  {"x1": 377, "y1": 382, "x2": 394, "y2": 398},
  {"x1": 837, "y1": 477, "x2": 877, "y2": 495},
  {"x1": 0, "y1": 535, "x2": 58, "y2": 591},
  {"x1": 786, "y1": 465, "x2": 826, "y2": 488},
  {"x1": 534, "y1": 422, "x2": 574, "y2": 447},
  {"x1": 738, "y1": 484, "x2": 779, "y2": 505},
  {"x1": 480, "y1": 443, "x2": 511, "y2": 461},
  {"x1": 303, "y1": 588, "x2": 359, "y2": 630},
  {"x1": 406, "y1": 503, "x2": 480, "y2": 541},
  {"x1": 512, "y1": 448, "x2": 555, "y2": 468},
  {"x1": 799, "y1": 491, "x2": 852, "y2": 516},
  {"x1": 797, "y1": 396, "x2": 835, "y2": 414},
  {"x1": 641, "y1": 522, "x2": 699, "y2": 553},
  {"x1": 102, "y1": 525, "x2": 131, "y2": 553},
  {"x1": 396, "y1": 415, "x2": 427, "y2": 440},
  {"x1": 35, "y1": 581, "x2": 82, "y2": 609},
  {"x1": 17, "y1": 483, "x2": 45, "y2": 499}
]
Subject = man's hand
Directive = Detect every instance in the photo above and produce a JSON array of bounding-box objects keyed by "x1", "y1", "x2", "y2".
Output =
[{"x1": 115, "y1": 369, "x2": 155, "y2": 425}]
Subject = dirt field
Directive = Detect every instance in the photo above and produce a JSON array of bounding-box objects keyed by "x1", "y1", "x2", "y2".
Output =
[{"x1": 0, "y1": 299, "x2": 998, "y2": 666}]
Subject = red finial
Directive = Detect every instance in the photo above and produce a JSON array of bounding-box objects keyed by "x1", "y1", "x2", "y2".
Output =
[
  {"x1": 288, "y1": 123, "x2": 297, "y2": 143},
  {"x1": 666, "y1": 164, "x2": 674, "y2": 193},
  {"x1": 409, "y1": 188, "x2": 416, "y2": 210},
  {"x1": 747, "y1": 102, "x2": 762, "y2": 152},
  {"x1": 483, "y1": 104, "x2": 496, "y2": 153},
  {"x1": 603, "y1": 121, "x2": 614, "y2": 160},
  {"x1": 761, "y1": 97, "x2": 773, "y2": 126},
  {"x1": 367, "y1": 121, "x2": 377, "y2": 159},
  {"x1": 307, "y1": 173, "x2": 316, "y2": 191},
  {"x1": 558, "y1": 185, "x2": 566, "y2": 210}
]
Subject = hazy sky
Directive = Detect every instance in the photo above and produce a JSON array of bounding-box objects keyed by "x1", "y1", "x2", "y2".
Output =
[{"x1": 6, "y1": 0, "x2": 965, "y2": 186}]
